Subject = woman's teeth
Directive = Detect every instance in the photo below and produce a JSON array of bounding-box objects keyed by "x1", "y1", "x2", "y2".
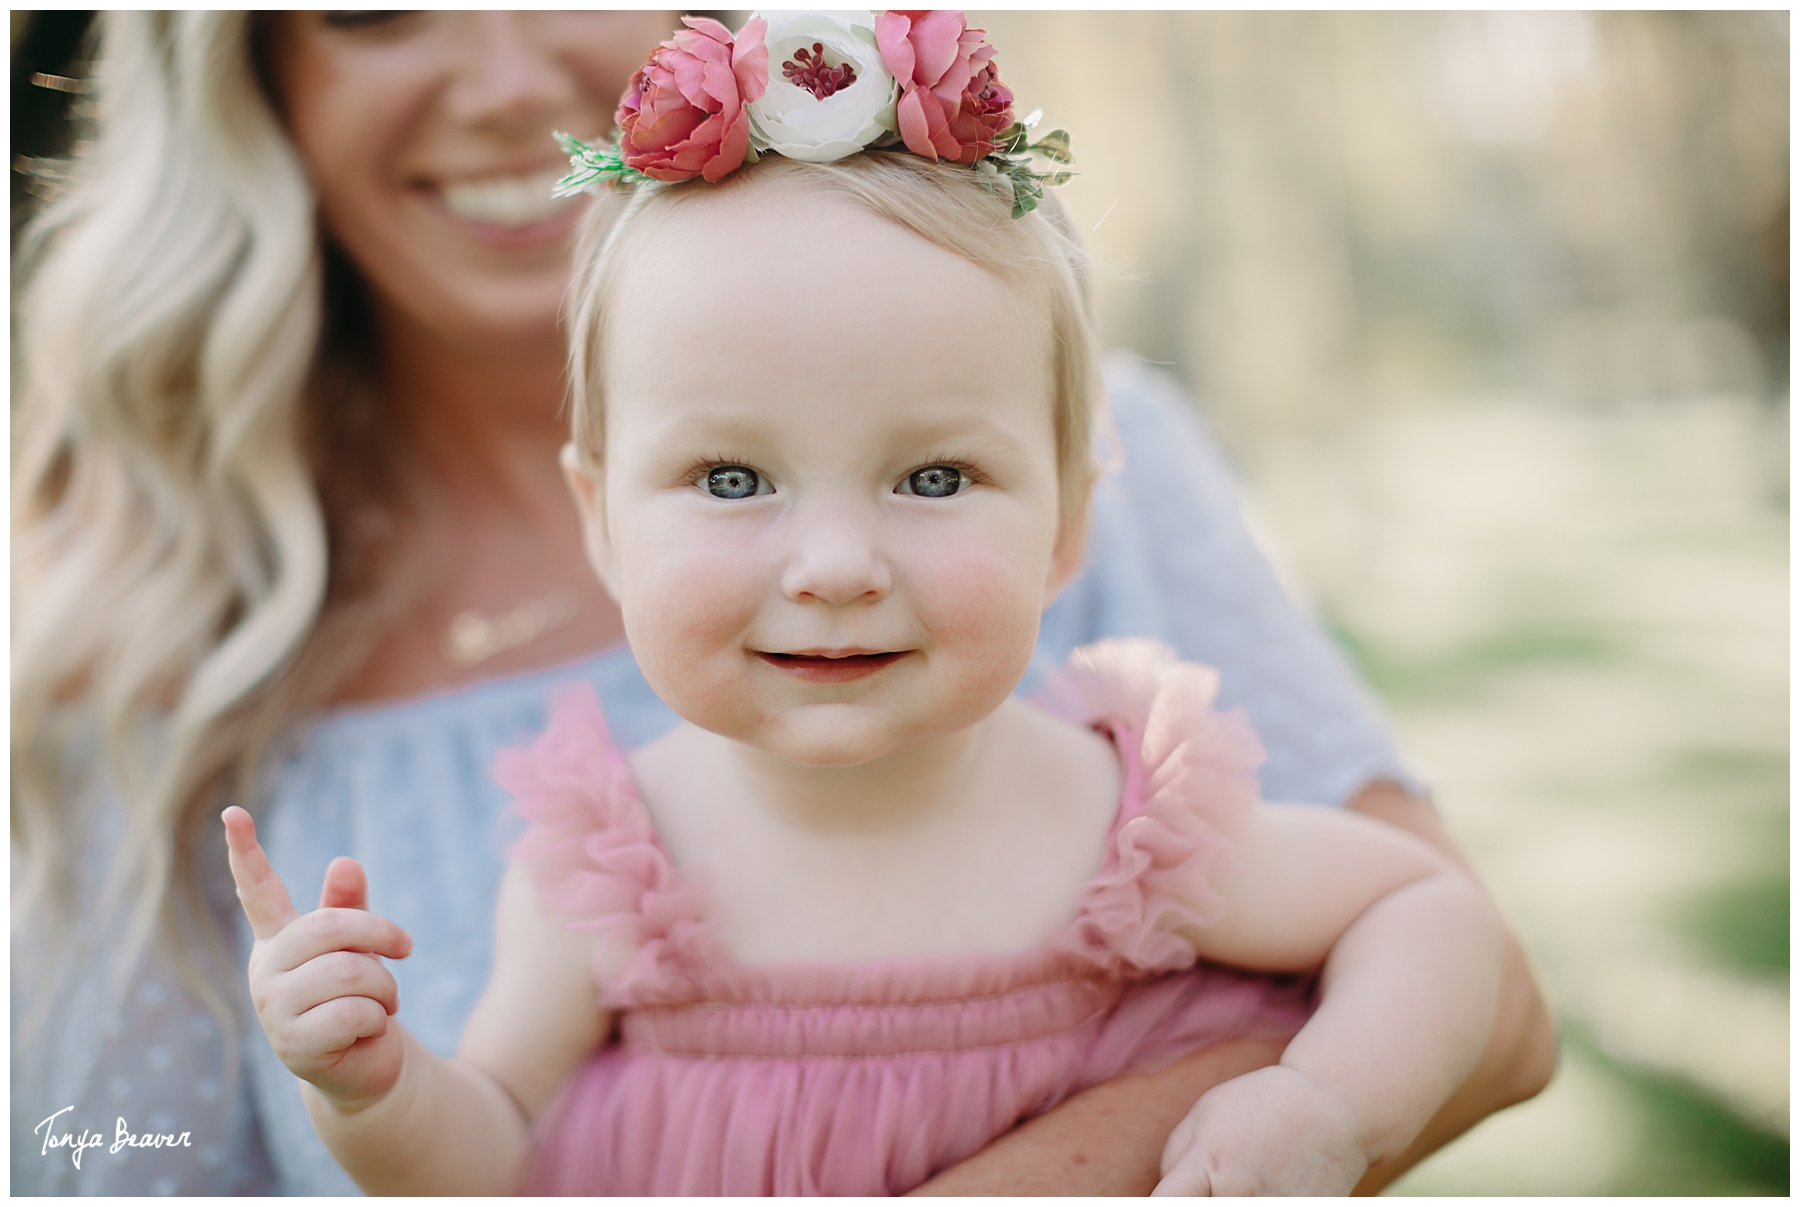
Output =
[{"x1": 437, "y1": 169, "x2": 577, "y2": 227}]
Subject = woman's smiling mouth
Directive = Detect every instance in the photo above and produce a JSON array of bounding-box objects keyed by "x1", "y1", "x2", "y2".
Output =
[
  {"x1": 757, "y1": 650, "x2": 911, "y2": 684},
  {"x1": 435, "y1": 167, "x2": 578, "y2": 227},
  {"x1": 418, "y1": 167, "x2": 587, "y2": 244}
]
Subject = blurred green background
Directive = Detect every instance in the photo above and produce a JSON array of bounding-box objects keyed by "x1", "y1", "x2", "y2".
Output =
[
  {"x1": 14, "y1": 9, "x2": 1789, "y2": 1196},
  {"x1": 973, "y1": 10, "x2": 1788, "y2": 1195}
]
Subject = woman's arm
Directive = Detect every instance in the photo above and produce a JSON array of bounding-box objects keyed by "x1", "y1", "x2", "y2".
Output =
[
  {"x1": 909, "y1": 780, "x2": 1556, "y2": 1196},
  {"x1": 225, "y1": 811, "x2": 606, "y2": 1194},
  {"x1": 907, "y1": 1034, "x2": 1290, "y2": 1195}
]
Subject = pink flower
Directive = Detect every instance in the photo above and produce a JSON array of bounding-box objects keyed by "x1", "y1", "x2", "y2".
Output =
[
  {"x1": 875, "y1": 11, "x2": 1015, "y2": 165},
  {"x1": 615, "y1": 16, "x2": 770, "y2": 183}
]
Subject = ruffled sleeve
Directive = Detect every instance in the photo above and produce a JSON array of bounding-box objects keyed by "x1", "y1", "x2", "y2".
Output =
[
  {"x1": 495, "y1": 685, "x2": 714, "y2": 1007},
  {"x1": 1041, "y1": 640, "x2": 1266, "y2": 975}
]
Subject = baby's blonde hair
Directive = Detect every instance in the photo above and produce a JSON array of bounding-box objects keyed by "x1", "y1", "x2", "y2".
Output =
[{"x1": 565, "y1": 152, "x2": 1101, "y2": 536}]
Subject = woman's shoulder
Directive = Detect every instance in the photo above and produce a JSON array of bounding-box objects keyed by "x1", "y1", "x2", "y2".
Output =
[
  {"x1": 270, "y1": 640, "x2": 676, "y2": 791},
  {"x1": 302, "y1": 644, "x2": 668, "y2": 746},
  {"x1": 1100, "y1": 352, "x2": 1229, "y2": 457}
]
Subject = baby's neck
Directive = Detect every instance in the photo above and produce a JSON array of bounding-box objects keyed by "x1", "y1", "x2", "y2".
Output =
[
  {"x1": 632, "y1": 698, "x2": 1060, "y2": 842},
  {"x1": 628, "y1": 696, "x2": 1126, "y2": 963},
  {"x1": 724, "y1": 720, "x2": 992, "y2": 835}
]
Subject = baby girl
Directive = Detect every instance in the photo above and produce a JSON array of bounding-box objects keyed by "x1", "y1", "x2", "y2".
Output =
[{"x1": 224, "y1": 12, "x2": 1500, "y2": 1195}]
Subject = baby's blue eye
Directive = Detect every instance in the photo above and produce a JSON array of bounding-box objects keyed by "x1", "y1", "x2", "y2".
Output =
[
  {"x1": 702, "y1": 464, "x2": 759, "y2": 496},
  {"x1": 907, "y1": 466, "x2": 964, "y2": 497},
  {"x1": 706, "y1": 466, "x2": 761, "y2": 499}
]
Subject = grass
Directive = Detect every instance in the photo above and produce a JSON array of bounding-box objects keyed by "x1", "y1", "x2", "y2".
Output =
[
  {"x1": 1662, "y1": 746, "x2": 1790, "y2": 976},
  {"x1": 1671, "y1": 870, "x2": 1790, "y2": 976},
  {"x1": 1329, "y1": 620, "x2": 1614, "y2": 704},
  {"x1": 1565, "y1": 1023, "x2": 1790, "y2": 1196}
]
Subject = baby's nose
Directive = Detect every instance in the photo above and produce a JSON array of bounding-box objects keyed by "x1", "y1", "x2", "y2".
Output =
[{"x1": 780, "y1": 502, "x2": 892, "y2": 606}]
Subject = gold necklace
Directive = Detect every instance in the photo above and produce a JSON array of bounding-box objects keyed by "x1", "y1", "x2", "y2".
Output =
[{"x1": 443, "y1": 590, "x2": 579, "y2": 667}]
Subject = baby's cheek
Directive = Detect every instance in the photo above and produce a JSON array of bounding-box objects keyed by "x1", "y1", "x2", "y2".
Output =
[
  {"x1": 616, "y1": 526, "x2": 761, "y2": 714},
  {"x1": 910, "y1": 532, "x2": 1047, "y2": 687}
]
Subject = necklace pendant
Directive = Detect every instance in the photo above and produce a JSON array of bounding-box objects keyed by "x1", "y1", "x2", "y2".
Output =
[{"x1": 444, "y1": 590, "x2": 579, "y2": 667}]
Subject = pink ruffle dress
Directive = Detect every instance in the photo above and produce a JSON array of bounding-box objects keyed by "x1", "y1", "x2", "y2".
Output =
[{"x1": 496, "y1": 640, "x2": 1316, "y2": 1196}]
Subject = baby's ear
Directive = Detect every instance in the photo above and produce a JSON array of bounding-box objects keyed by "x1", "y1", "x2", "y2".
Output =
[
  {"x1": 560, "y1": 443, "x2": 621, "y2": 601},
  {"x1": 1043, "y1": 470, "x2": 1096, "y2": 607}
]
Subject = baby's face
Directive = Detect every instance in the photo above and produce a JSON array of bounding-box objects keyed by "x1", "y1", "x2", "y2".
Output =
[{"x1": 569, "y1": 181, "x2": 1082, "y2": 767}]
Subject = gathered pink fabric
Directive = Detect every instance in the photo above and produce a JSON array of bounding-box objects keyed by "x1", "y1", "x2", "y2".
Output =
[{"x1": 496, "y1": 640, "x2": 1316, "y2": 1196}]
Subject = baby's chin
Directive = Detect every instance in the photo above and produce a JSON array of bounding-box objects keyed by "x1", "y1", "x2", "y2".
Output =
[{"x1": 711, "y1": 704, "x2": 944, "y2": 769}]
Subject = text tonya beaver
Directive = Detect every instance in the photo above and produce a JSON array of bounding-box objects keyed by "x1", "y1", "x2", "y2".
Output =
[{"x1": 34, "y1": 1105, "x2": 192, "y2": 1169}]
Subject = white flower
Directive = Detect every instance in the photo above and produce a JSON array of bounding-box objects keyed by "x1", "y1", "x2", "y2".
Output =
[{"x1": 746, "y1": 11, "x2": 898, "y2": 164}]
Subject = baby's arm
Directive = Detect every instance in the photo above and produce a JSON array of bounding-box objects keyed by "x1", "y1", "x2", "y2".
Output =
[
  {"x1": 222, "y1": 808, "x2": 606, "y2": 1194},
  {"x1": 1156, "y1": 804, "x2": 1503, "y2": 1195}
]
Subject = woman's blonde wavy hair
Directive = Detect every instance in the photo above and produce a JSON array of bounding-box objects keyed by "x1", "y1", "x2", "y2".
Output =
[{"x1": 13, "y1": 12, "x2": 404, "y2": 1032}]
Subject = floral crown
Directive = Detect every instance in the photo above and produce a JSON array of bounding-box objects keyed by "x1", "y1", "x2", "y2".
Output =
[{"x1": 553, "y1": 10, "x2": 1073, "y2": 219}]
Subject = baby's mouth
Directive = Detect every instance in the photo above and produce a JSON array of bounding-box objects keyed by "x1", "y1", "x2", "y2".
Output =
[{"x1": 757, "y1": 650, "x2": 910, "y2": 683}]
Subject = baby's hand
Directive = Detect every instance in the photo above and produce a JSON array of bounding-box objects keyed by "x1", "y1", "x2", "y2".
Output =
[
  {"x1": 1152, "y1": 1064, "x2": 1370, "y2": 1196},
  {"x1": 223, "y1": 806, "x2": 414, "y2": 1112}
]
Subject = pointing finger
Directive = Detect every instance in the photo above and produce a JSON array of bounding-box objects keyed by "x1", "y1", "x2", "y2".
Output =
[{"x1": 222, "y1": 806, "x2": 301, "y2": 941}]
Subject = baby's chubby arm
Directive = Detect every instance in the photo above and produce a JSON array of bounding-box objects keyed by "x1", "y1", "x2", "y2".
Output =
[
  {"x1": 222, "y1": 808, "x2": 607, "y2": 1194},
  {"x1": 1156, "y1": 804, "x2": 1503, "y2": 1195}
]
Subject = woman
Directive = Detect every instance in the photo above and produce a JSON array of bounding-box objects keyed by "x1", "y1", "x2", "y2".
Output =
[{"x1": 12, "y1": 12, "x2": 1552, "y2": 1195}]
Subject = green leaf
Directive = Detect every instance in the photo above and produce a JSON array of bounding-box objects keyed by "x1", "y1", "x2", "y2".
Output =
[
  {"x1": 1008, "y1": 172, "x2": 1044, "y2": 216},
  {"x1": 994, "y1": 122, "x2": 1031, "y2": 156},
  {"x1": 551, "y1": 128, "x2": 653, "y2": 194},
  {"x1": 973, "y1": 142, "x2": 1073, "y2": 219},
  {"x1": 1028, "y1": 129, "x2": 1073, "y2": 163}
]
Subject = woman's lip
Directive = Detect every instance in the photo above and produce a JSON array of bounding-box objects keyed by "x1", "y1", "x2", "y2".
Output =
[
  {"x1": 756, "y1": 650, "x2": 910, "y2": 684},
  {"x1": 425, "y1": 161, "x2": 567, "y2": 186}
]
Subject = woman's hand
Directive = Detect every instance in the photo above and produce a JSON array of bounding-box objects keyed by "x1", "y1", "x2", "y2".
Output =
[
  {"x1": 1152, "y1": 1064, "x2": 1369, "y2": 1195},
  {"x1": 222, "y1": 806, "x2": 415, "y2": 1113}
]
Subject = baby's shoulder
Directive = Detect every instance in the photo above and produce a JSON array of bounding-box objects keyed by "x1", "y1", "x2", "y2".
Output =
[{"x1": 989, "y1": 694, "x2": 1122, "y2": 840}]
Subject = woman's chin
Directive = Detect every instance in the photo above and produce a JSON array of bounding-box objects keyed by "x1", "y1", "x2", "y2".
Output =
[{"x1": 391, "y1": 275, "x2": 572, "y2": 352}]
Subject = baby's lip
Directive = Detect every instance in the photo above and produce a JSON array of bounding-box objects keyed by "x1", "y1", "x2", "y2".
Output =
[
  {"x1": 756, "y1": 650, "x2": 911, "y2": 682},
  {"x1": 767, "y1": 647, "x2": 898, "y2": 659}
]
